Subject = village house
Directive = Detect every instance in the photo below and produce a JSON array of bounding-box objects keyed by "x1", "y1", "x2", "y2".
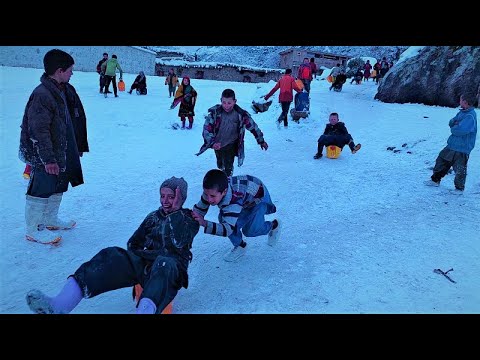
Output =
[{"x1": 279, "y1": 48, "x2": 350, "y2": 76}]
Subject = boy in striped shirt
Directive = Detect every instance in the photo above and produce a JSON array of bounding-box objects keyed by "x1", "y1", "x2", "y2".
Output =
[{"x1": 192, "y1": 169, "x2": 280, "y2": 262}]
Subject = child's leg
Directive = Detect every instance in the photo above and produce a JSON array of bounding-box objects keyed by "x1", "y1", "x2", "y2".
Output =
[
  {"x1": 432, "y1": 148, "x2": 454, "y2": 183},
  {"x1": 214, "y1": 150, "x2": 224, "y2": 172},
  {"x1": 187, "y1": 116, "x2": 194, "y2": 129},
  {"x1": 241, "y1": 202, "x2": 273, "y2": 238},
  {"x1": 112, "y1": 77, "x2": 118, "y2": 96},
  {"x1": 317, "y1": 142, "x2": 324, "y2": 155},
  {"x1": 140, "y1": 256, "x2": 180, "y2": 314},
  {"x1": 452, "y1": 152, "x2": 469, "y2": 190},
  {"x1": 180, "y1": 116, "x2": 186, "y2": 128},
  {"x1": 219, "y1": 142, "x2": 237, "y2": 177},
  {"x1": 27, "y1": 277, "x2": 83, "y2": 314},
  {"x1": 280, "y1": 101, "x2": 290, "y2": 126}
]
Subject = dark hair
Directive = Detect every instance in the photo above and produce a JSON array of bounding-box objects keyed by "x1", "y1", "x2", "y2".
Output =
[
  {"x1": 103, "y1": 52, "x2": 108, "y2": 56},
  {"x1": 221, "y1": 88, "x2": 236, "y2": 100},
  {"x1": 43, "y1": 49, "x2": 75, "y2": 76},
  {"x1": 461, "y1": 93, "x2": 477, "y2": 107},
  {"x1": 310, "y1": 57, "x2": 315, "y2": 62},
  {"x1": 203, "y1": 169, "x2": 229, "y2": 192},
  {"x1": 329, "y1": 112, "x2": 339, "y2": 118},
  {"x1": 112, "y1": 54, "x2": 117, "y2": 59},
  {"x1": 285, "y1": 68, "x2": 292, "y2": 74}
]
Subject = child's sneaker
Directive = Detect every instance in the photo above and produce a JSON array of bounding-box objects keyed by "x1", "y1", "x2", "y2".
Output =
[
  {"x1": 268, "y1": 219, "x2": 281, "y2": 246},
  {"x1": 351, "y1": 144, "x2": 362, "y2": 154},
  {"x1": 26, "y1": 290, "x2": 56, "y2": 314},
  {"x1": 223, "y1": 244, "x2": 246, "y2": 262},
  {"x1": 313, "y1": 153, "x2": 323, "y2": 159},
  {"x1": 424, "y1": 179, "x2": 440, "y2": 187}
]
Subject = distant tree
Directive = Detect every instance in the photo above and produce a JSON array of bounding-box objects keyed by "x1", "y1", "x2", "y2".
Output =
[{"x1": 346, "y1": 57, "x2": 365, "y2": 78}]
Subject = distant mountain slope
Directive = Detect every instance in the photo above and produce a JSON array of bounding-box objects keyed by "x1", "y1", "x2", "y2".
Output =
[{"x1": 144, "y1": 46, "x2": 408, "y2": 69}]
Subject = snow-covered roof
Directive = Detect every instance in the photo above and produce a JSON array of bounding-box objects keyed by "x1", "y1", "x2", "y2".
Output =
[
  {"x1": 279, "y1": 48, "x2": 350, "y2": 58},
  {"x1": 130, "y1": 46, "x2": 157, "y2": 55},
  {"x1": 155, "y1": 59, "x2": 282, "y2": 73}
]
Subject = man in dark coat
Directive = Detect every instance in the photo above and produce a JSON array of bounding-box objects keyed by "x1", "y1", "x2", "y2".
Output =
[
  {"x1": 19, "y1": 49, "x2": 89, "y2": 245},
  {"x1": 96, "y1": 52, "x2": 108, "y2": 93},
  {"x1": 26, "y1": 177, "x2": 200, "y2": 314}
]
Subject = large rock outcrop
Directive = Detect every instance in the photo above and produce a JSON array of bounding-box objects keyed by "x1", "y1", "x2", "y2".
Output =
[{"x1": 375, "y1": 46, "x2": 480, "y2": 108}]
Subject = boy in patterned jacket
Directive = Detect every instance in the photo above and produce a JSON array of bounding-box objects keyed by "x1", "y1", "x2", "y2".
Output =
[
  {"x1": 196, "y1": 88, "x2": 268, "y2": 177},
  {"x1": 192, "y1": 169, "x2": 280, "y2": 262}
]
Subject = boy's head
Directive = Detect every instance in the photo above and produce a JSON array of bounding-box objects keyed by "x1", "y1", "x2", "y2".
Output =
[
  {"x1": 310, "y1": 57, "x2": 315, "y2": 62},
  {"x1": 329, "y1": 112, "x2": 339, "y2": 125},
  {"x1": 285, "y1": 68, "x2": 292, "y2": 75},
  {"x1": 43, "y1": 49, "x2": 75, "y2": 76},
  {"x1": 103, "y1": 52, "x2": 108, "y2": 58},
  {"x1": 221, "y1": 88, "x2": 237, "y2": 113},
  {"x1": 460, "y1": 93, "x2": 476, "y2": 109},
  {"x1": 160, "y1": 176, "x2": 188, "y2": 213},
  {"x1": 112, "y1": 54, "x2": 117, "y2": 59},
  {"x1": 202, "y1": 169, "x2": 229, "y2": 205},
  {"x1": 303, "y1": 57, "x2": 309, "y2": 63}
]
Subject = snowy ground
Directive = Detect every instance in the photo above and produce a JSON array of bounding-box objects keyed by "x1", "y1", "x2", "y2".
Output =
[{"x1": 1, "y1": 66, "x2": 479, "y2": 314}]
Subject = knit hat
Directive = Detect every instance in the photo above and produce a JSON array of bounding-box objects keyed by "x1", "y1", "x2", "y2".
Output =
[
  {"x1": 160, "y1": 177, "x2": 188, "y2": 205},
  {"x1": 43, "y1": 49, "x2": 75, "y2": 76}
]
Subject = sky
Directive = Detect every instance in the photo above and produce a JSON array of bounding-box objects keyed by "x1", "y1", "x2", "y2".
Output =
[{"x1": 0, "y1": 64, "x2": 479, "y2": 314}]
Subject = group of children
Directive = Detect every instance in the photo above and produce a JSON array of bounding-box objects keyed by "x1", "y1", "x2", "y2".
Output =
[
  {"x1": 26, "y1": 169, "x2": 281, "y2": 314},
  {"x1": 23, "y1": 51, "x2": 477, "y2": 314}
]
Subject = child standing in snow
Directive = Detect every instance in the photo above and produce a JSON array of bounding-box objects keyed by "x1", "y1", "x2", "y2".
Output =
[
  {"x1": 170, "y1": 77, "x2": 197, "y2": 129},
  {"x1": 196, "y1": 88, "x2": 268, "y2": 177},
  {"x1": 425, "y1": 93, "x2": 477, "y2": 191}
]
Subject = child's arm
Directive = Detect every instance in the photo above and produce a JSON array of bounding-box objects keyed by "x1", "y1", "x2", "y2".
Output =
[
  {"x1": 450, "y1": 114, "x2": 477, "y2": 136},
  {"x1": 193, "y1": 194, "x2": 210, "y2": 217},
  {"x1": 126, "y1": 211, "x2": 155, "y2": 252},
  {"x1": 202, "y1": 203, "x2": 243, "y2": 237},
  {"x1": 264, "y1": 82, "x2": 280, "y2": 100}
]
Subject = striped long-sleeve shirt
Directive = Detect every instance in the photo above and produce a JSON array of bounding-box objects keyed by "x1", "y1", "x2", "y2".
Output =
[{"x1": 193, "y1": 175, "x2": 266, "y2": 237}]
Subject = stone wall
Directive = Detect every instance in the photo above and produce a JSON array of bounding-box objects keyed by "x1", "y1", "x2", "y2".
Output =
[
  {"x1": 0, "y1": 46, "x2": 157, "y2": 75},
  {"x1": 156, "y1": 63, "x2": 281, "y2": 83}
]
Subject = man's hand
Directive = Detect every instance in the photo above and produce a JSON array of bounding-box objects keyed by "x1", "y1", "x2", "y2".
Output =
[
  {"x1": 191, "y1": 210, "x2": 207, "y2": 227},
  {"x1": 45, "y1": 163, "x2": 59, "y2": 175},
  {"x1": 213, "y1": 142, "x2": 222, "y2": 150},
  {"x1": 260, "y1": 141, "x2": 268, "y2": 150}
]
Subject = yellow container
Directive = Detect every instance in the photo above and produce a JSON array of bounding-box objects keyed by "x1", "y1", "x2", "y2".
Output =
[{"x1": 326, "y1": 145, "x2": 342, "y2": 159}]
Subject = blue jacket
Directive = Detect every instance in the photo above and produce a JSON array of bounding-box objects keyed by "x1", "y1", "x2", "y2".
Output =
[{"x1": 447, "y1": 107, "x2": 477, "y2": 154}]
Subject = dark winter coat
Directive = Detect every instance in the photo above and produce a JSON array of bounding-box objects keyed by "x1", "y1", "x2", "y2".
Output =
[
  {"x1": 323, "y1": 121, "x2": 350, "y2": 136},
  {"x1": 196, "y1": 104, "x2": 265, "y2": 167},
  {"x1": 96, "y1": 58, "x2": 107, "y2": 74},
  {"x1": 127, "y1": 208, "x2": 200, "y2": 289},
  {"x1": 132, "y1": 74, "x2": 147, "y2": 90},
  {"x1": 19, "y1": 74, "x2": 89, "y2": 185}
]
